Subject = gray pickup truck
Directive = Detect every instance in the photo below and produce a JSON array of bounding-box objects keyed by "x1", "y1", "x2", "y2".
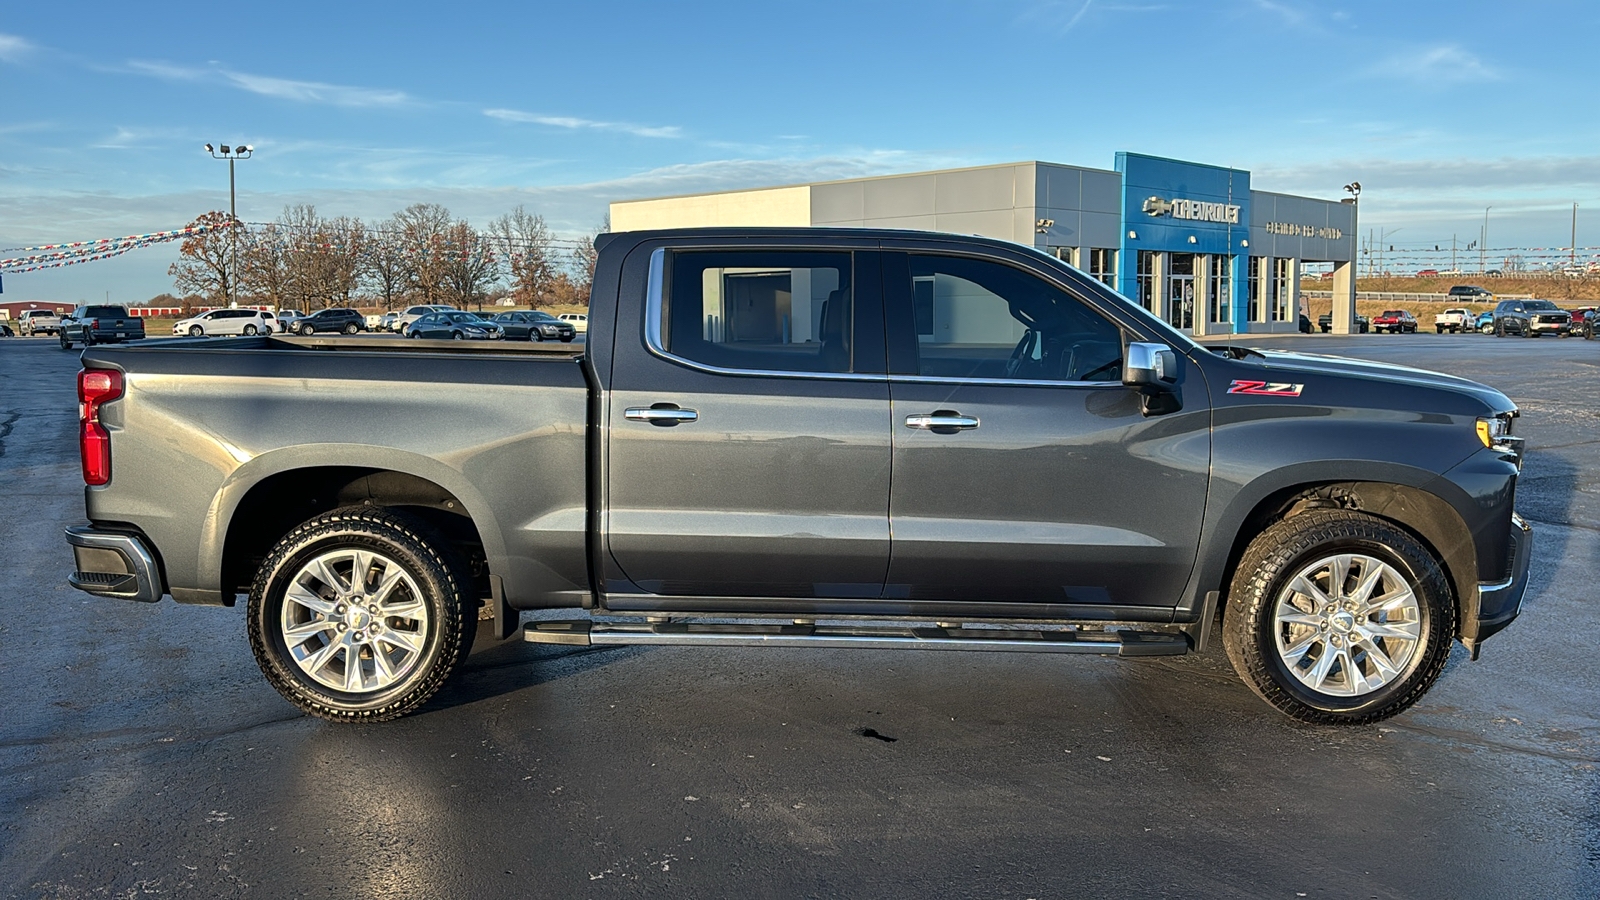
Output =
[{"x1": 66, "y1": 228, "x2": 1531, "y2": 725}]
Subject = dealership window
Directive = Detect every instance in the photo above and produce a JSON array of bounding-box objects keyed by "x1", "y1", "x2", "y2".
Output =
[
  {"x1": 665, "y1": 250, "x2": 853, "y2": 373},
  {"x1": 1168, "y1": 253, "x2": 1195, "y2": 330},
  {"x1": 1247, "y1": 257, "x2": 1261, "y2": 321},
  {"x1": 1136, "y1": 250, "x2": 1157, "y2": 313},
  {"x1": 1086, "y1": 248, "x2": 1117, "y2": 289},
  {"x1": 1272, "y1": 258, "x2": 1293, "y2": 322},
  {"x1": 906, "y1": 254, "x2": 1123, "y2": 382},
  {"x1": 1209, "y1": 254, "x2": 1232, "y2": 323},
  {"x1": 1052, "y1": 247, "x2": 1078, "y2": 267}
]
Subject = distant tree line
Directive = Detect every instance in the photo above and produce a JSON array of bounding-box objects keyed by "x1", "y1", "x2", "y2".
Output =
[{"x1": 166, "y1": 203, "x2": 604, "y2": 312}]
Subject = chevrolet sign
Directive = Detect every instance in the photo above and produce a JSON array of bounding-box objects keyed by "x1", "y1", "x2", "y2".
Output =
[{"x1": 1144, "y1": 196, "x2": 1240, "y2": 225}]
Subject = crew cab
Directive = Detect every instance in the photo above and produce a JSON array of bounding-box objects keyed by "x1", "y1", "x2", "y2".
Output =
[
  {"x1": 58, "y1": 305, "x2": 145, "y2": 349},
  {"x1": 64, "y1": 228, "x2": 1531, "y2": 727},
  {"x1": 1434, "y1": 308, "x2": 1473, "y2": 334},
  {"x1": 18, "y1": 309, "x2": 64, "y2": 336},
  {"x1": 1371, "y1": 309, "x2": 1418, "y2": 333}
]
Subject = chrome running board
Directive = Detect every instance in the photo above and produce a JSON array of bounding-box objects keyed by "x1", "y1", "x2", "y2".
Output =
[{"x1": 524, "y1": 619, "x2": 1188, "y2": 657}]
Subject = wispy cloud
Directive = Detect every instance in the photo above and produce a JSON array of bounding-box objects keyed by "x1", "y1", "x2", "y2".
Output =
[
  {"x1": 483, "y1": 108, "x2": 682, "y2": 139},
  {"x1": 0, "y1": 32, "x2": 35, "y2": 63},
  {"x1": 127, "y1": 60, "x2": 412, "y2": 107},
  {"x1": 1362, "y1": 44, "x2": 1502, "y2": 86}
]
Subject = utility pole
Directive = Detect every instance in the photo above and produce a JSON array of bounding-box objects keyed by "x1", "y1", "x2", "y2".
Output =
[
  {"x1": 1574, "y1": 202, "x2": 1580, "y2": 270},
  {"x1": 1451, "y1": 235, "x2": 1457, "y2": 272},
  {"x1": 204, "y1": 143, "x2": 253, "y2": 308},
  {"x1": 1481, "y1": 207, "x2": 1491, "y2": 275}
]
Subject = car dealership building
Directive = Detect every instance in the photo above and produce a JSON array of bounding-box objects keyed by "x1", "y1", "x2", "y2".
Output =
[{"x1": 611, "y1": 152, "x2": 1359, "y2": 336}]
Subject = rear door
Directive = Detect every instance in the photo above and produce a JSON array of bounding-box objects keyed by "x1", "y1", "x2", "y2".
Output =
[
  {"x1": 880, "y1": 248, "x2": 1212, "y2": 615},
  {"x1": 604, "y1": 244, "x2": 892, "y2": 606}
]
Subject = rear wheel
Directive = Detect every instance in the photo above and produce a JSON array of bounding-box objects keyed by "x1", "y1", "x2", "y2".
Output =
[
  {"x1": 247, "y1": 507, "x2": 476, "y2": 722},
  {"x1": 59, "y1": 333, "x2": 73, "y2": 350},
  {"x1": 1223, "y1": 510, "x2": 1454, "y2": 724},
  {"x1": 343, "y1": 323, "x2": 359, "y2": 335}
]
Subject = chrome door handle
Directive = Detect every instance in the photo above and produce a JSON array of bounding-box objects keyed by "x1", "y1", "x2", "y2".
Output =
[
  {"x1": 625, "y1": 406, "x2": 699, "y2": 424},
  {"x1": 904, "y1": 413, "x2": 979, "y2": 430}
]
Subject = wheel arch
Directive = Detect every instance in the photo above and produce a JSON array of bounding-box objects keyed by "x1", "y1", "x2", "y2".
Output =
[
  {"x1": 211, "y1": 453, "x2": 502, "y2": 604},
  {"x1": 1210, "y1": 476, "x2": 1478, "y2": 640}
]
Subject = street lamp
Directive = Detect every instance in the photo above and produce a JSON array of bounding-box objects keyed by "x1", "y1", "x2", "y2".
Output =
[
  {"x1": 204, "y1": 143, "x2": 253, "y2": 308},
  {"x1": 1343, "y1": 182, "x2": 1361, "y2": 206}
]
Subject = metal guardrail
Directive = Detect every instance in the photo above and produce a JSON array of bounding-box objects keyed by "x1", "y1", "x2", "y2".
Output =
[{"x1": 1302, "y1": 291, "x2": 1534, "y2": 302}]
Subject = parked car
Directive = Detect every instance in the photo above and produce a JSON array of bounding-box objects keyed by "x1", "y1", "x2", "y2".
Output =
[
  {"x1": 377, "y1": 311, "x2": 403, "y2": 332},
  {"x1": 1433, "y1": 308, "x2": 1473, "y2": 334},
  {"x1": 1297, "y1": 313, "x2": 1312, "y2": 334},
  {"x1": 395, "y1": 305, "x2": 457, "y2": 335},
  {"x1": 18, "y1": 309, "x2": 64, "y2": 336},
  {"x1": 1416, "y1": 269, "x2": 1440, "y2": 277},
  {"x1": 556, "y1": 313, "x2": 588, "y2": 333},
  {"x1": 275, "y1": 309, "x2": 307, "y2": 330},
  {"x1": 172, "y1": 308, "x2": 277, "y2": 337},
  {"x1": 0, "y1": 322, "x2": 14, "y2": 337},
  {"x1": 492, "y1": 310, "x2": 576, "y2": 342},
  {"x1": 59, "y1": 305, "x2": 145, "y2": 348},
  {"x1": 1370, "y1": 310, "x2": 1418, "y2": 334},
  {"x1": 1317, "y1": 314, "x2": 1370, "y2": 333},
  {"x1": 406, "y1": 311, "x2": 504, "y2": 340},
  {"x1": 293, "y1": 308, "x2": 366, "y2": 335},
  {"x1": 65, "y1": 226, "x2": 1530, "y2": 727},
  {"x1": 1565, "y1": 307, "x2": 1595, "y2": 337},
  {"x1": 1448, "y1": 286, "x2": 1493, "y2": 301},
  {"x1": 1474, "y1": 311, "x2": 1496, "y2": 334},
  {"x1": 1492, "y1": 299, "x2": 1570, "y2": 338}
]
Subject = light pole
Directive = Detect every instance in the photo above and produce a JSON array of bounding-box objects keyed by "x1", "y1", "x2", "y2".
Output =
[{"x1": 204, "y1": 143, "x2": 253, "y2": 308}]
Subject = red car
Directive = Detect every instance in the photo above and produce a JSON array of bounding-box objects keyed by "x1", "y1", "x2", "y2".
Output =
[
  {"x1": 1568, "y1": 307, "x2": 1595, "y2": 337},
  {"x1": 1416, "y1": 269, "x2": 1440, "y2": 277},
  {"x1": 1371, "y1": 309, "x2": 1418, "y2": 334}
]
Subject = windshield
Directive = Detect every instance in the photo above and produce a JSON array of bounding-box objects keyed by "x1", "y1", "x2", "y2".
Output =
[
  {"x1": 1382, "y1": 310, "x2": 1404, "y2": 317},
  {"x1": 83, "y1": 306, "x2": 126, "y2": 317},
  {"x1": 530, "y1": 311, "x2": 559, "y2": 321},
  {"x1": 1524, "y1": 300, "x2": 1560, "y2": 311},
  {"x1": 444, "y1": 312, "x2": 488, "y2": 323}
]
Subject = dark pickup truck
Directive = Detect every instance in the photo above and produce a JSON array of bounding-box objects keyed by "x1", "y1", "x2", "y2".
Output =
[
  {"x1": 65, "y1": 228, "x2": 1531, "y2": 726},
  {"x1": 59, "y1": 304, "x2": 146, "y2": 349}
]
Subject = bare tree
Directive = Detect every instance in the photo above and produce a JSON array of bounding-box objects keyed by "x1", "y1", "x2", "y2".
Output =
[
  {"x1": 487, "y1": 206, "x2": 554, "y2": 307},
  {"x1": 168, "y1": 211, "x2": 241, "y2": 306},
  {"x1": 239, "y1": 222, "x2": 293, "y2": 309},
  {"x1": 438, "y1": 221, "x2": 498, "y2": 310},
  {"x1": 567, "y1": 216, "x2": 607, "y2": 307},
  {"x1": 363, "y1": 215, "x2": 411, "y2": 310},
  {"x1": 393, "y1": 203, "x2": 454, "y2": 304}
]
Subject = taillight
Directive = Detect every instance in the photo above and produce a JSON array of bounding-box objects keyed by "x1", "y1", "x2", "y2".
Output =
[{"x1": 78, "y1": 368, "x2": 123, "y2": 486}]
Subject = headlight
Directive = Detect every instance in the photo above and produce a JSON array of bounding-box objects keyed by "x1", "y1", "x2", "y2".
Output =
[{"x1": 1476, "y1": 414, "x2": 1523, "y2": 465}]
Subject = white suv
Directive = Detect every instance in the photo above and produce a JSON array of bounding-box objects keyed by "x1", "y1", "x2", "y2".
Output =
[
  {"x1": 556, "y1": 313, "x2": 588, "y2": 334},
  {"x1": 394, "y1": 305, "x2": 457, "y2": 335}
]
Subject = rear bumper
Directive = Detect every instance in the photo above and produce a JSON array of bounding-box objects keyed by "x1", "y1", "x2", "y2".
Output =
[{"x1": 65, "y1": 526, "x2": 164, "y2": 603}]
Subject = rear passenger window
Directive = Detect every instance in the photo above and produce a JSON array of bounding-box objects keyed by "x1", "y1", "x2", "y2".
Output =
[
  {"x1": 664, "y1": 251, "x2": 854, "y2": 374},
  {"x1": 905, "y1": 255, "x2": 1124, "y2": 382}
]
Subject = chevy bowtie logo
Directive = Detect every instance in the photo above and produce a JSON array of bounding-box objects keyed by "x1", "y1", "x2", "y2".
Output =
[{"x1": 1143, "y1": 196, "x2": 1173, "y2": 217}]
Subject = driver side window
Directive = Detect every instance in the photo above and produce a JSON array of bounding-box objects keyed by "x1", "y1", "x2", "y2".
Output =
[{"x1": 907, "y1": 255, "x2": 1124, "y2": 382}]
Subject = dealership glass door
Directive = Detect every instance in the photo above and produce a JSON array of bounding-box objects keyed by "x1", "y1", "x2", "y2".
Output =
[{"x1": 1168, "y1": 253, "x2": 1195, "y2": 330}]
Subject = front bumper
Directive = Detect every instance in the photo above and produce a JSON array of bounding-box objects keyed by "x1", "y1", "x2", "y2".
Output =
[
  {"x1": 1466, "y1": 512, "x2": 1532, "y2": 654},
  {"x1": 1531, "y1": 320, "x2": 1569, "y2": 334},
  {"x1": 65, "y1": 526, "x2": 164, "y2": 603}
]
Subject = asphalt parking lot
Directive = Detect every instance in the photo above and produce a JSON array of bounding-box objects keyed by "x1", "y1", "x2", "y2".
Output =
[{"x1": 1, "y1": 331, "x2": 1596, "y2": 899}]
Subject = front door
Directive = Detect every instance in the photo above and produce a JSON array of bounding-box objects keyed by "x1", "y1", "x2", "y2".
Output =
[
  {"x1": 605, "y1": 246, "x2": 892, "y2": 604},
  {"x1": 880, "y1": 249, "x2": 1212, "y2": 615}
]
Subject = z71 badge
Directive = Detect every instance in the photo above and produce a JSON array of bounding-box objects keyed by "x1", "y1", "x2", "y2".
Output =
[{"x1": 1228, "y1": 380, "x2": 1304, "y2": 397}]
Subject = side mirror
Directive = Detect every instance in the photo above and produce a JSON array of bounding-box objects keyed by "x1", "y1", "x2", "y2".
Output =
[
  {"x1": 1124, "y1": 341, "x2": 1178, "y2": 388},
  {"x1": 1124, "y1": 341, "x2": 1181, "y2": 417}
]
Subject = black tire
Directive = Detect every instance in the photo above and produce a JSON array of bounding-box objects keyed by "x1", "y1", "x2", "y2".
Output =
[
  {"x1": 244, "y1": 324, "x2": 258, "y2": 336},
  {"x1": 1523, "y1": 323, "x2": 1536, "y2": 338},
  {"x1": 247, "y1": 506, "x2": 477, "y2": 722},
  {"x1": 452, "y1": 331, "x2": 465, "y2": 340},
  {"x1": 59, "y1": 333, "x2": 72, "y2": 350},
  {"x1": 1222, "y1": 509, "x2": 1454, "y2": 725},
  {"x1": 344, "y1": 323, "x2": 359, "y2": 335},
  {"x1": 1494, "y1": 321, "x2": 1504, "y2": 337},
  {"x1": 300, "y1": 323, "x2": 315, "y2": 336},
  {"x1": 189, "y1": 325, "x2": 204, "y2": 337},
  {"x1": 1587, "y1": 324, "x2": 1595, "y2": 340}
]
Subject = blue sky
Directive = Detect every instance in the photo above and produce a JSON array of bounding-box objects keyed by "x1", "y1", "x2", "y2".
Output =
[{"x1": 4, "y1": 0, "x2": 1599, "y2": 302}]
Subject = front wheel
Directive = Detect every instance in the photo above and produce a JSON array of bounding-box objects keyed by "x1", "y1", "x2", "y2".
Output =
[
  {"x1": 300, "y1": 323, "x2": 315, "y2": 336},
  {"x1": 59, "y1": 333, "x2": 73, "y2": 350},
  {"x1": 1223, "y1": 510, "x2": 1454, "y2": 724},
  {"x1": 189, "y1": 325, "x2": 204, "y2": 337},
  {"x1": 247, "y1": 507, "x2": 476, "y2": 722},
  {"x1": 244, "y1": 324, "x2": 258, "y2": 336}
]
